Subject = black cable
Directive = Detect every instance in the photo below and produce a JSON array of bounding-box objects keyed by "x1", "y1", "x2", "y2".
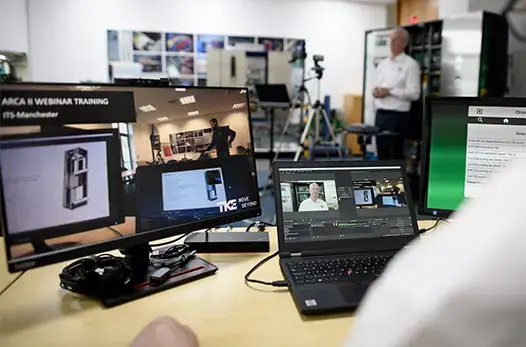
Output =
[
  {"x1": 107, "y1": 226, "x2": 124, "y2": 237},
  {"x1": 0, "y1": 271, "x2": 25, "y2": 296},
  {"x1": 149, "y1": 229, "x2": 211, "y2": 248},
  {"x1": 419, "y1": 218, "x2": 442, "y2": 234},
  {"x1": 245, "y1": 221, "x2": 275, "y2": 232},
  {"x1": 244, "y1": 251, "x2": 288, "y2": 288}
]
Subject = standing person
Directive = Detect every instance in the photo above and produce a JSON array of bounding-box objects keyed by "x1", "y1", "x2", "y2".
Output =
[
  {"x1": 205, "y1": 118, "x2": 236, "y2": 158},
  {"x1": 298, "y1": 183, "x2": 329, "y2": 212},
  {"x1": 373, "y1": 27, "x2": 421, "y2": 160}
]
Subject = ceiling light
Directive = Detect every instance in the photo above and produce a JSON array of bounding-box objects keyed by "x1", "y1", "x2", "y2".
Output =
[
  {"x1": 240, "y1": 89, "x2": 247, "y2": 94},
  {"x1": 175, "y1": 88, "x2": 186, "y2": 92},
  {"x1": 187, "y1": 111, "x2": 199, "y2": 116},
  {"x1": 179, "y1": 95, "x2": 196, "y2": 105},
  {"x1": 232, "y1": 103, "x2": 246, "y2": 109},
  {"x1": 157, "y1": 116, "x2": 169, "y2": 121},
  {"x1": 139, "y1": 105, "x2": 157, "y2": 112}
]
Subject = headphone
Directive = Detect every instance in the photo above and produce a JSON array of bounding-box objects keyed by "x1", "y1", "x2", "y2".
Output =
[{"x1": 59, "y1": 254, "x2": 133, "y2": 297}]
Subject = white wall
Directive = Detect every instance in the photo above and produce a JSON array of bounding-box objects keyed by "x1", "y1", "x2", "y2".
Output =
[
  {"x1": 0, "y1": 0, "x2": 29, "y2": 53},
  {"x1": 134, "y1": 111, "x2": 251, "y2": 162},
  {"x1": 25, "y1": 0, "x2": 387, "y2": 108}
]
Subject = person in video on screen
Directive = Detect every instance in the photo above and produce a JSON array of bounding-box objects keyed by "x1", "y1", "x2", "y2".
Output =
[
  {"x1": 205, "y1": 118, "x2": 236, "y2": 158},
  {"x1": 298, "y1": 183, "x2": 329, "y2": 212}
]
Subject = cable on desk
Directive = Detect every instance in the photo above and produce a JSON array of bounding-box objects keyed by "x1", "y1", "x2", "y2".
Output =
[
  {"x1": 149, "y1": 229, "x2": 210, "y2": 248},
  {"x1": 107, "y1": 226, "x2": 124, "y2": 237},
  {"x1": 244, "y1": 251, "x2": 288, "y2": 288},
  {"x1": 419, "y1": 218, "x2": 443, "y2": 234},
  {"x1": 0, "y1": 271, "x2": 25, "y2": 296},
  {"x1": 245, "y1": 221, "x2": 275, "y2": 232}
]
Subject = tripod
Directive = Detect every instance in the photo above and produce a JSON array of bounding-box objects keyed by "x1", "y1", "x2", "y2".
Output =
[{"x1": 263, "y1": 75, "x2": 342, "y2": 192}]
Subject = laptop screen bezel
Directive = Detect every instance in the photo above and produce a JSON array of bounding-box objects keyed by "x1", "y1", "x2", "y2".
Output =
[{"x1": 272, "y1": 160, "x2": 420, "y2": 256}]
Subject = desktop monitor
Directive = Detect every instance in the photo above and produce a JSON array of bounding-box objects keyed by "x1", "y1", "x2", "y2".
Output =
[
  {"x1": 0, "y1": 83, "x2": 261, "y2": 273},
  {"x1": 420, "y1": 97, "x2": 526, "y2": 217}
]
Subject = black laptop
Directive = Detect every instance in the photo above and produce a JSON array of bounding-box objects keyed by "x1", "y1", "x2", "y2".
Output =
[{"x1": 273, "y1": 161, "x2": 419, "y2": 315}]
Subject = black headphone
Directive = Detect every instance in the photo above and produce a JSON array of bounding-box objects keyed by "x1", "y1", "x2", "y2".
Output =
[{"x1": 59, "y1": 254, "x2": 133, "y2": 297}]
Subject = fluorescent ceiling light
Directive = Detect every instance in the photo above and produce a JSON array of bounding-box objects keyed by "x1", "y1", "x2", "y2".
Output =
[
  {"x1": 232, "y1": 103, "x2": 246, "y2": 109},
  {"x1": 175, "y1": 88, "x2": 186, "y2": 92},
  {"x1": 240, "y1": 89, "x2": 247, "y2": 94},
  {"x1": 179, "y1": 95, "x2": 196, "y2": 105},
  {"x1": 139, "y1": 105, "x2": 157, "y2": 112},
  {"x1": 157, "y1": 116, "x2": 169, "y2": 121},
  {"x1": 187, "y1": 111, "x2": 199, "y2": 116}
]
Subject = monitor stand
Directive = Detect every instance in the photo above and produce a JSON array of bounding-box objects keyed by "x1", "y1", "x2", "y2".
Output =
[{"x1": 65, "y1": 243, "x2": 218, "y2": 308}]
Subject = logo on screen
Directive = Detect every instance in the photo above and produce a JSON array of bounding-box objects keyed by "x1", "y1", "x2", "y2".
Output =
[
  {"x1": 477, "y1": 109, "x2": 483, "y2": 115},
  {"x1": 217, "y1": 199, "x2": 238, "y2": 213}
]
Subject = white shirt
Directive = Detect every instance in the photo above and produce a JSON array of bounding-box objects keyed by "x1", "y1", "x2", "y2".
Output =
[
  {"x1": 374, "y1": 53, "x2": 421, "y2": 112},
  {"x1": 345, "y1": 159, "x2": 526, "y2": 347},
  {"x1": 298, "y1": 198, "x2": 328, "y2": 212}
]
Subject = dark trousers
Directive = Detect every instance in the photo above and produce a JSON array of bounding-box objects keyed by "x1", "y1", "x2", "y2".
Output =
[{"x1": 375, "y1": 109, "x2": 409, "y2": 160}]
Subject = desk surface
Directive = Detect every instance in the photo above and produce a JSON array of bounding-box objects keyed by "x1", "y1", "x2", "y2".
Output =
[
  {"x1": 0, "y1": 221, "x2": 436, "y2": 347},
  {"x1": 0, "y1": 238, "x2": 22, "y2": 294}
]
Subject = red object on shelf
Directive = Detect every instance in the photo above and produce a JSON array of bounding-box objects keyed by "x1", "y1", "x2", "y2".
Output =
[{"x1": 409, "y1": 16, "x2": 419, "y2": 24}]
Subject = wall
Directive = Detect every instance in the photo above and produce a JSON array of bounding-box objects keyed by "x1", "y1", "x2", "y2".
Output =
[
  {"x1": 25, "y1": 0, "x2": 388, "y2": 109},
  {"x1": 0, "y1": 0, "x2": 29, "y2": 53},
  {"x1": 134, "y1": 111, "x2": 251, "y2": 162}
]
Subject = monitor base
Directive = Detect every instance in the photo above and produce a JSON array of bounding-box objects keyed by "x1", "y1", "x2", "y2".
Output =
[{"x1": 60, "y1": 244, "x2": 218, "y2": 308}]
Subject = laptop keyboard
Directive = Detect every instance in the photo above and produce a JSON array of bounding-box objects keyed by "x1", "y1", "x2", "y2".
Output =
[{"x1": 287, "y1": 255, "x2": 392, "y2": 286}]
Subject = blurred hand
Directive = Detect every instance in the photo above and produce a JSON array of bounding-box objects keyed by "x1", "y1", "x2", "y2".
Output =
[
  {"x1": 374, "y1": 87, "x2": 391, "y2": 99},
  {"x1": 130, "y1": 316, "x2": 199, "y2": 347}
]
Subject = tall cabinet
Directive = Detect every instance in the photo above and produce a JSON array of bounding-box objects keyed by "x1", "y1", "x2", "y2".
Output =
[{"x1": 362, "y1": 11, "x2": 508, "y2": 197}]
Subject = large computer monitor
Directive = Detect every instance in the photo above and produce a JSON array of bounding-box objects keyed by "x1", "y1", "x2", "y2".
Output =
[
  {"x1": 420, "y1": 97, "x2": 526, "y2": 217},
  {"x1": 0, "y1": 83, "x2": 261, "y2": 274}
]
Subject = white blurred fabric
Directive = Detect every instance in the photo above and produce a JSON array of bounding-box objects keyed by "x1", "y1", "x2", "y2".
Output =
[{"x1": 345, "y1": 159, "x2": 526, "y2": 347}]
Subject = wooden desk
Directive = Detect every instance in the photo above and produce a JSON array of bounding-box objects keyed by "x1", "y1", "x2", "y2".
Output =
[
  {"x1": 0, "y1": 221, "x2": 436, "y2": 347},
  {"x1": 0, "y1": 238, "x2": 22, "y2": 294}
]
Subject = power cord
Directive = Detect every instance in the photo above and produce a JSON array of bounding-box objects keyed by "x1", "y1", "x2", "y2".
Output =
[
  {"x1": 245, "y1": 221, "x2": 275, "y2": 232},
  {"x1": 107, "y1": 226, "x2": 124, "y2": 237},
  {"x1": 244, "y1": 251, "x2": 288, "y2": 288},
  {"x1": 419, "y1": 218, "x2": 443, "y2": 234}
]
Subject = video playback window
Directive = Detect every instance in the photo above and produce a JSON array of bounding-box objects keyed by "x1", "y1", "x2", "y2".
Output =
[
  {"x1": 352, "y1": 179, "x2": 407, "y2": 209},
  {"x1": 280, "y1": 180, "x2": 339, "y2": 213}
]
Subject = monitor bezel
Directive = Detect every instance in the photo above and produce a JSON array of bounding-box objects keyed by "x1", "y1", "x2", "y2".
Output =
[
  {"x1": 273, "y1": 160, "x2": 420, "y2": 256},
  {"x1": 1, "y1": 83, "x2": 261, "y2": 272},
  {"x1": 419, "y1": 96, "x2": 526, "y2": 218}
]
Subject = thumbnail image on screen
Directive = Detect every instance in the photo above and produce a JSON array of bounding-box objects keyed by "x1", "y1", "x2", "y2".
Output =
[
  {"x1": 280, "y1": 180, "x2": 339, "y2": 212},
  {"x1": 352, "y1": 179, "x2": 407, "y2": 209}
]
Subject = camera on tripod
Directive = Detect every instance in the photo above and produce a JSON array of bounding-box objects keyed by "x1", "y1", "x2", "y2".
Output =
[{"x1": 312, "y1": 55, "x2": 325, "y2": 79}]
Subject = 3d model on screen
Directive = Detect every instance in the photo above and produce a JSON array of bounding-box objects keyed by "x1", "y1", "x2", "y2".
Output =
[
  {"x1": 63, "y1": 147, "x2": 88, "y2": 210},
  {"x1": 205, "y1": 169, "x2": 222, "y2": 201}
]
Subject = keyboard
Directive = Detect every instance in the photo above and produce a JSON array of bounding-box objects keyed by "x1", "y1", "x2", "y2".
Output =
[{"x1": 287, "y1": 255, "x2": 392, "y2": 286}]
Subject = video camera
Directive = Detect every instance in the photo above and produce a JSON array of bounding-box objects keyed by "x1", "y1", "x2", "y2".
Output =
[{"x1": 312, "y1": 54, "x2": 325, "y2": 79}]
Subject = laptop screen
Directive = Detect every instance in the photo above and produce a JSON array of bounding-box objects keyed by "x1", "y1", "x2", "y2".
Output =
[{"x1": 276, "y1": 165, "x2": 415, "y2": 243}]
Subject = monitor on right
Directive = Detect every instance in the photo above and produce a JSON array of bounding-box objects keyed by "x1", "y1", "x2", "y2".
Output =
[{"x1": 420, "y1": 97, "x2": 526, "y2": 217}]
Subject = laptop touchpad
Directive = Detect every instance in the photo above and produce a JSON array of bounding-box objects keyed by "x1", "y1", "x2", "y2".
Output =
[{"x1": 339, "y1": 285, "x2": 368, "y2": 304}]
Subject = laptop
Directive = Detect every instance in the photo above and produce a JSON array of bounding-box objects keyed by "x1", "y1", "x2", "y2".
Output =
[{"x1": 273, "y1": 161, "x2": 420, "y2": 315}]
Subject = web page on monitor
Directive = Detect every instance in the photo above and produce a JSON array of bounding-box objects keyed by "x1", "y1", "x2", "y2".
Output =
[{"x1": 464, "y1": 106, "x2": 526, "y2": 198}]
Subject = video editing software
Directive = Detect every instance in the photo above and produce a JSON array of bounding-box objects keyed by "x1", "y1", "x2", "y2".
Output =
[{"x1": 277, "y1": 166, "x2": 414, "y2": 243}]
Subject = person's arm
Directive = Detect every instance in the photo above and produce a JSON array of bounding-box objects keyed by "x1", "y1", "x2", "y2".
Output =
[
  {"x1": 228, "y1": 128, "x2": 236, "y2": 144},
  {"x1": 389, "y1": 60, "x2": 421, "y2": 101},
  {"x1": 298, "y1": 201, "x2": 306, "y2": 212},
  {"x1": 205, "y1": 134, "x2": 216, "y2": 152}
]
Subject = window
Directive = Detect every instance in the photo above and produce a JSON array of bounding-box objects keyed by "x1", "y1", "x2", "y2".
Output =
[{"x1": 113, "y1": 123, "x2": 136, "y2": 170}]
